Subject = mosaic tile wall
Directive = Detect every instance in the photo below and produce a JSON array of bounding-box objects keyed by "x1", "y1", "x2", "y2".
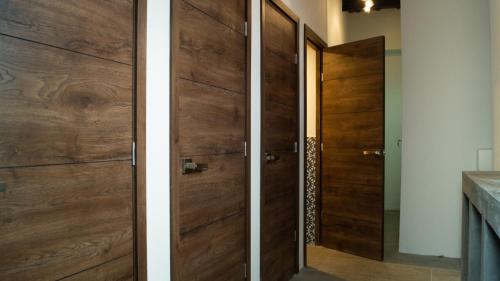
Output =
[{"x1": 306, "y1": 137, "x2": 318, "y2": 245}]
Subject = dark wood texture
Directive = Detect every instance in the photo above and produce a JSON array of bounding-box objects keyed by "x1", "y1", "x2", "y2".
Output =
[
  {"x1": 0, "y1": 1, "x2": 137, "y2": 279},
  {"x1": 135, "y1": 0, "x2": 148, "y2": 279},
  {"x1": 0, "y1": 162, "x2": 133, "y2": 280},
  {"x1": 0, "y1": 35, "x2": 132, "y2": 168},
  {"x1": 342, "y1": 0, "x2": 400, "y2": 12},
  {"x1": 175, "y1": 0, "x2": 246, "y2": 94},
  {"x1": 261, "y1": 1, "x2": 299, "y2": 280},
  {"x1": 303, "y1": 24, "x2": 327, "y2": 267},
  {"x1": 62, "y1": 254, "x2": 134, "y2": 281},
  {"x1": 0, "y1": 0, "x2": 134, "y2": 64},
  {"x1": 320, "y1": 37, "x2": 385, "y2": 261},
  {"x1": 171, "y1": 0, "x2": 248, "y2": 280}
]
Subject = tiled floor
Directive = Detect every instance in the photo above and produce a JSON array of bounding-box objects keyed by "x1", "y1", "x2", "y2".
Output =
[{"x1": 299, "y1": 211, "x2": 461, "y2": 281}]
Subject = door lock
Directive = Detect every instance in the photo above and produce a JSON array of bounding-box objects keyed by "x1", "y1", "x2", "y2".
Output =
[{"x1": 181, "y1": 158, "x2": 208, "y2": 174}]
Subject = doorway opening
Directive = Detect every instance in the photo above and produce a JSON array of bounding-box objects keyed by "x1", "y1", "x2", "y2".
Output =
[{"x1": 302, "y1": 8, "x2": 461, "y2": 280}]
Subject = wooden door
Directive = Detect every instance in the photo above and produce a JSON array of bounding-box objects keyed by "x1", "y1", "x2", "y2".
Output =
[
  {"x1": 171, "y1": 0, "x2": 249, "y2": 280},
  {"x1": 261, "y1": 1, "x2": 299, "y2": 280},
  {"x1": 320, "y1": 37, "x2": 385, "y2": 261},
  {"x1": 0, "y1": 1, "x2": 136, "y2": 280}
]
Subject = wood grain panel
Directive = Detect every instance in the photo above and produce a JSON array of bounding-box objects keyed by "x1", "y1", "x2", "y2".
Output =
[
  {"x1": 322, "y1": 111, "x2": 383, "y2": 149},
  {"x1": 0, "y1": 162, "x2": 133, "y2": 280},
  {"x1": 177, "y1": 79, "x2": 245, "y2": 156},
  {"x1": 174, "y1": 0, "x2": 246, "y2": 94},
  {"x1": 322, "y1": 148, "x2": 383, "y2": 186},
  {"x1": 323, "y1": 74, "x2": 384, "y2": 114},
  {"x1": 322, "y1": 182, "x2": 383, "y2": 223},
  {"x1": 262, "y1": 153, "x2": 298, "y2": 202},
  {"x1": 263, "y1": 50, "x2": 297, "y2": 108},
  {"x1": 183, "y1": 0, "x2": 246, "y2": 34},
  {"x1": 171, "y1": 0, "x2": 248, "y2": 280},
  {"x1": 0, "y1": 35, "x2": 132, "y2": 168},
  {"x1": 264, "y1": 1, "x2": 296, "y2": 61},
  {"x1": 261, "y1": 1, "x2": 299, "y2": 280},
  {"x1": 321, "y1": 36, "x2": 385, "y2": 261},
  {"x1": 61, "y1": 254, "x2": 134, "y2": 281},
  {"x1": 263, "y1": 101, "x2": 297, "y2": 152},
  {"x1": 175, "y1": 213, "x2": 246, "y2": 281},
  {"x1": 321, "y1": 219, "x2": 382, "y2": 261},
  {"x1": 323, "y1": 37, "x2": 384, "y2": 80},
  {"x1": 177, "y1": 154, "x2": 245, "y2": 235},
  {"x1": 0, "y1": 0, "x2": 133, "y2": 64}
]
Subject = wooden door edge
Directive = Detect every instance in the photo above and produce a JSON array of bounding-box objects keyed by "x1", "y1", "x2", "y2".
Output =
[{"x1": 135, "y1": 0, "x2": 147, "y2": 280}]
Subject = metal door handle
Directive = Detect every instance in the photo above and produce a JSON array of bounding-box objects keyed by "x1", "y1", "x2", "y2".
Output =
[
  {"x1": 265, "y1": 153, "x2": 280, "y2": 162},
  {"x1": 362, "y1": 149, "x2": 385, "y2": 157},
  {"x1": 181, "y1": 158, "x2": 208, "y2": 174}
]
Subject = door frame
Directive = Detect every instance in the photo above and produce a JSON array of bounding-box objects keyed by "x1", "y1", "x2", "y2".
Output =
[
  {"x1": 168, "y1": 0, "x2": 253, "y2": 279},
  {"x1": 260, "y1": 0, "x2": 300, "y2": 273},
  {"x1": 302, "y1": 25, "x2": 327, "y2": 268},
  {"x1": 134, "y1": 0, "x2": 147, "y2": 280}
]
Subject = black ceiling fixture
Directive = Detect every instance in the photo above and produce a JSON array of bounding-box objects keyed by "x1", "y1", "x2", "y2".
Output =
[{"x1": 342, "y1": 0, "x2": 400, "y2": 13}]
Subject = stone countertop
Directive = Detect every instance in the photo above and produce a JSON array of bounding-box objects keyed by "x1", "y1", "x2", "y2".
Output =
[{"x1": 463, "y1": 172, "x2": 500, "y2": 238}]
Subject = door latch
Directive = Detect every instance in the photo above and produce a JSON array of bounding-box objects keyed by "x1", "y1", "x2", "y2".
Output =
[{"x1": 181, "y1": 158, "x2": 208, "y2": 174}]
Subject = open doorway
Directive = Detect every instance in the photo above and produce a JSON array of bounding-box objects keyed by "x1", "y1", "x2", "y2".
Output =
[{"x1": 302, "y1": 5, "x2": 461, "y2": 281}]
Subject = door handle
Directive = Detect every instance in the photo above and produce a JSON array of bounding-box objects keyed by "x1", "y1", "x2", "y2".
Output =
[
  {"x1": 181, "y1": 158, "x2": 208, "y2": 174},
  {"x1": 264, "y1": 153, "x2": 280, "y2": 162},
  {"x1": 362, "y1": 149, "x2": 385, "y2": 157}
]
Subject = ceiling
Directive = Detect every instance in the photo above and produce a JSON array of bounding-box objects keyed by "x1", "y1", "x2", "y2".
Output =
[{"x1": 342, "y1": 0, "x2": 400, "y2": 13}]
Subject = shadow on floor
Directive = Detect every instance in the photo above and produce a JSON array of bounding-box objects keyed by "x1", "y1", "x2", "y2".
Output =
[{"x1": 291, "y1": 267, "x2": 347, "y2": 281}]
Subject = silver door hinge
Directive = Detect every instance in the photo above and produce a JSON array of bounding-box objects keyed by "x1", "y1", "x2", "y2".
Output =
[
  {"x1": 243, "y1": 263, "x2": 247, "y2": 278},
  {"x1": 132, "y1": 142, "x2": 136, "y2": 166},
  {"x1": 244, "y1": 22, "x2": 248, "y2": 37},
  {"x1": 244, "y1": 141, "x2": 247, "y2": 157},
  {"x1": 294, "y1": 53, "x2": 298, "y2": 64},
  {"x1": 321, "y1": 73, "x2": 324, "y2": 82},
  {"x1": 294, "y1": 141, "x2": 298, "y2": 153}
]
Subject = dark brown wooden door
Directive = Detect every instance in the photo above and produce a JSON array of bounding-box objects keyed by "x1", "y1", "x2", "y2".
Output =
[
  {"x1": 261, "y1": 1, "x2": 299, "y2": 280},
  {"x1": 171, "y1": 0, "x2": 248, "y2": 280},
  {"x1": 0, "y1": 1, "x2": 136, "y2": 280},
  {"x1": 320, "y1": 37, "x2": 385, "y2": 261}
]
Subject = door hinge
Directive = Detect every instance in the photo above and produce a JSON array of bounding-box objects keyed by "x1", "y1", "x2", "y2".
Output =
[
  {"x1": 294, "y1": 230, "x2": 297, "y2": 241},
  {"x1": 321, "y1": 142, "x2": 324, "y2": 152},
  {"x1": 132, "y1": 142, "x2": 136, "y2": 166},
  {"x1": 243, "y1": 263, "x2": 247, "y2": 278},
  {"x1": 294, "y1": 53, "x2": 298, "y2": 64},
  {"x1": 294, "y1": 141, "x2": 298, "y2": 153},
  {"x1": 244, "y1": 22, "x2": 248, "y2": 37},
  {"x1": 244, "y1": 141, "x2": 247, "y2": 157},
  {"x1": 321, "y1": 73, "x2": 324, "y2": 82}
]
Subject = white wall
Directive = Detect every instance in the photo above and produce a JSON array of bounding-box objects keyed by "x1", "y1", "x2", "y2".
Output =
[
  {"x1": 492, "y1": 0, "x2": 500, "y2": 169},
  {"x1": 343, "y1": 9, "x2": 402, "y2": 211},
  {"x1": 146, "y1": 0, "x2": 170, "y2": 280},
  {"x1": 306, "y1": 43, "x2": 318, "y2": 138},
  {"x1": 344, "y1": 9, "x2": 401, "y2": 49},
  {"x1": 250, "y1": 0, "x2": 261, "y2": 279},
  {"x1": 327, "y1": 0, "x2": 345, "y2": 45},
  {"x1": 399, "y1": 0, "x2": 492, "y2": 258}
]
